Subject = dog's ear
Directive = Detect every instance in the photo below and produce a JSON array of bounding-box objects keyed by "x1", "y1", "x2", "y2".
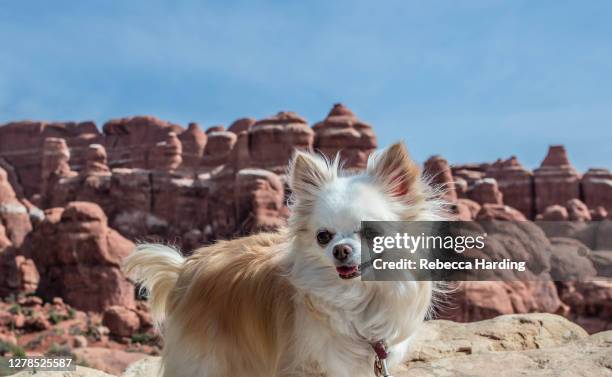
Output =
[
  {"x1": 367, "y1": 142, "x2": 420, "y2": 199},
  {"x1": 289, "y1": 151, "x2": 335, "y2": 200}
]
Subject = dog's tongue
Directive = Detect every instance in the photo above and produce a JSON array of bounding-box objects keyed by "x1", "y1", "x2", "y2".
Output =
[{"x1": 336, "y1": 265, "x2": 358, "y2": 277}]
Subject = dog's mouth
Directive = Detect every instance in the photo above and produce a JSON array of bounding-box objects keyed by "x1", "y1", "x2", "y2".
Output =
[{"x1": 336, "y1": 265, "x2": 361, "y2": 279}]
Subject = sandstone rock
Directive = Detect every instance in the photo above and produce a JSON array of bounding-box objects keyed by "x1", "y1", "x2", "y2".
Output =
[
  {"x1": 557, "y1": 280, "x2": 612, "y2": 333},
  {"x1": 150, "y1": 173, "x2": 208, "y2": 240},
  {"x1": 582, "y1": 168, "x2": 612, "y2": 213},
  {"x1": 566, "y1": 198, "x2": 592, "y2": 221},
  {"x1": 452, "y1": 198, "x2": 480, "y2": 220},
  {"x1": 441, "y1": 280, "x2": 563, "y2": 323},
  {"x1": 408, "y1": 313, "x2": 587, "y2": 364},
  {"x1": 467, "y1": 178, "x2": 503, "y2": 205},
  {"x1": 122, "y1": 356, "x2": 161, "y2": 377},
  {"x1": 0, "y1": 120, "x2": 101, "y2": 197},
  {"x1": 423, "y1": 155, "x2": 456, "y2": 202},
  {"x1": 25, "y1": 202, "x2": 135, "y2": 311},
  {"x1": 312, "y1": 104, "x2": 376, "y2": 170},
  {"x1": 102, "y1": 306, "x2": 141, "y2": 338},
  {"x1": 590, "y1": 206, "x2": 609, "y2": 221},
  {"x1": 476, "y1": 204, "x2": 527, "y2": 221},
  {"x1": 230, "y1": 130, "x2": 251, "y2": 170},
  {"x1": 594, "y1": 220, "x2": 612, "y2": 250},
  {"x1": 0, "y1": 157, "x2": 25, "y2": 198},
  {"x1": 206, "y1": 125, "x2": 225, "y2": 133},
  {"x1": 102, "y1": 116, "x2": 184, "y2": 169},
  {"x1": 250, "y1": 111, "x2": 313, "y2": 171},
  {"x1": 486, "y1": 156, "x2": 534, "y2": 218},
  {"x1": 440, "y1": 221, "x2": 563, "y2": 322},
  {"x1": 13, "y1": 255, "x2": 39, "y2": 294},
  {"x1": 0, "y1": 167, "x2": 32, "y2": 247},
  {"x1": 234, "y1": 169, "x2": 286, "y2": 234},
  {"x1": 108, "y1": 168, "x2": 152, "y2": 238},
  {"x1": 201, "y1": 130, "x2": 236, "y2": 168},
  {"x1": 451, "y1": 202, "x2": 473, "y2": 221},
  {"x1": 149, "y1": 132, "x2": 182, "y2": 172},
  {"x1": 73, "y1": 347, "x2": 148, "y2": 376},
  {"x1": 73, "y1": 335, "x2": 89, "y2": 348},
  {"x1": 11, "y1": 366, "x2": 116, "y2": 377},
  {"x1": 227, "y1": 117, "x2": 256, "y2": 134},
  {"x1": 40, "y1": 137, "x2": 77, "y2": 207},
  {"x1": 548, "y1": 237, "x2": 597, "y2": 281},
  {"x1": 452, "y1": 167, "x2": 486, "y2": 188},
  {"x1": 84, "y1": 144, "x2": 111, "y2": 175},
  {"x1": 537, "y1": 204, "x2": 569, "y2": 221},
  {"x1": 0, "y1": 249, "x2": 40, "y2": 297},
  {"x1": 454, "y1": 177, "x2": 468, "y2": 198},
  {"x1": 399, "y1": 329, "x2": 612, "y2": 377},
  {"x1": 178, "y1": 122, "x2": 207, "y2": 169},
  {"x1": 590, "y1": 250, "x2": 612, "y2": 277},
  {"x1": 119, "y1": 314, "x2": 610, "y2": 377},
  {"x1": 534, "y1": 145, "x2": 581, "y2": 215},
  {"x1": 204, "y1": 170, "x2": 240, "y2": 240}
]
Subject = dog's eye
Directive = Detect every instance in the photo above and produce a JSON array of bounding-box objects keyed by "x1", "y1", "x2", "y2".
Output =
[{"x1": 316, "y1": 230, "x2": 334, "y2": 246}]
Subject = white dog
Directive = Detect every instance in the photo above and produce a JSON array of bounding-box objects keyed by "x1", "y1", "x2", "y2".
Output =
[{"x1": 124, "y1": 142, "x2": 446, "y2": 377}]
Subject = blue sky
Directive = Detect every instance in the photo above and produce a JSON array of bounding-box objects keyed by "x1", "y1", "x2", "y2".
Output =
[{"x1": 1, "y1": 1, "x2": 611, "y2": 171}]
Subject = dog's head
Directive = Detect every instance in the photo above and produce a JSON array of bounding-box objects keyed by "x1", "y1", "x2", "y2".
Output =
[{"x1": 288, "y1": 142, "x2": 443, "y2": 282}]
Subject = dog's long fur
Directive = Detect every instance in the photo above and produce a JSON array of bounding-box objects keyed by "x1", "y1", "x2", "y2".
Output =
[{"x1": 124, "y1": 142, "x2": 447, "y2": 377}]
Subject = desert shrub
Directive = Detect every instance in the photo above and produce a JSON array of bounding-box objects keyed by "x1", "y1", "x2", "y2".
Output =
[
  {"x1": 0, "y1": 341, "x2": 26, "y2": 357},
  {"x1": 130, "y1": 332, "x2": 154, "y2": 344},
  {"x1": 45, "y1": 343, "x2": 74, "y2": 358}
]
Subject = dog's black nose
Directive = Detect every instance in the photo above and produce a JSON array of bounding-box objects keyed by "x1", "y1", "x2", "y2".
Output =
[{"x1": 333, "y1": 244, "x2": 352, "y2": 262}]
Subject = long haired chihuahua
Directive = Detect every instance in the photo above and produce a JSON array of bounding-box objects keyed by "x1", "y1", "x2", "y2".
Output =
[{"x1": 124, "y1": 142, "x2": 446, "y2": 377}]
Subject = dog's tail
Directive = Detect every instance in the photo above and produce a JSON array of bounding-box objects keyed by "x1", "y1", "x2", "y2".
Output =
[{"x1": 123, "y1": 243, "x2": 184, "y2": 329}]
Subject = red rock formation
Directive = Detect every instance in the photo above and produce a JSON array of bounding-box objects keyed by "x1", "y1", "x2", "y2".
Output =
[
  {"x1": 486, "y1": 156, "x2": 534, "y2": 218},
  {"x1": 538, "y1": 205, "x2": 569, "y2": 221},
  {"x1": 227, "y1": 118, "x2": 256, "y2": 134},
  {"x1": 467, "y1": 178, "x2": 503, "y2": 205},
  {"x1": 0, "y1": 167, "x2": 32, "y2": 247},
  {"x1": 230, "y1": 131, "x2": 251, "y2": 170},
  {"x1": 149, "y1": 132, "x2": 183, "y2": 172},
  {"x1": 0, "y1": 221, "x2": 39, "y2": 296},
  {"x1": 234, "y1": 169, "x2": 286, "y2": 234},
  {"x1": 582, "y1": 168, "x2": 612, "y2": 213},
  {"x1": 108, "y1": 169, "x2": 154, "y2": 238},
  {"x1": 151, "y1": 174, "x2": 208, "y2": 240},
  {"x1": 201, "y1": 130, "x2": 237, "y2": 168},
  {"x1": 250, "y1": 111, "x2": 313, "y2": 172},
  {"x1": 24, "y1": 202, "x2": 135, "y2": 311},
  {"x1": 557, "y1": 281, "x2": 612, "y2": 333},
  {"x1": 102, "y1": 306, "x2": 141, "y2": 338},
  {"x1": 534, "y1": 146, "x2": 581, "y2": 215},
  {"x1": 312, "y1": 104, "x2": 376, "y2": 170},
  {"x1": 439, "y1": 221, "x2": 563, "y2": 322},
  {"x1": 476, "y1": 204, "x2": 527, "y2": 221},
  {"x1": 455, "y1": 198, "x2": 481, "y2": 220},
  {"x1": 454, "y1": 177, "x2": 468, "y2": 198},
  {"x1": 566, "y1": 199, "x2": 592, "y2": 222},
  {"x1": 424, "y1": 155, "x2": 456, "y2": 202},
  {"x1": 83, "y1": 144, "x2": 111, "y2": 175},
  {"x1": 0, "y1": 120, "x2": 101, "y2": 197},
  {"x1": 103, "y1": 116, "x2": 184, "y2": 169},
  {"x1": 206, "y1": 125, "x2": 225, "y2": 134},
  {"x1": 590, "y1": 206, "x2": 609, "y2": 221},
  {"x1": 453, "y1": 169, "x2": 485, "y2": 189},
  {"x1": 40, "y1": 138, "x2": 77, "y2": 208},
  {"x1": 0, "y1": 158, "x2": 25, "y2": 199},
  {"x1": 178, "y1": 123, "x2": 207, "y2": 170}
]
